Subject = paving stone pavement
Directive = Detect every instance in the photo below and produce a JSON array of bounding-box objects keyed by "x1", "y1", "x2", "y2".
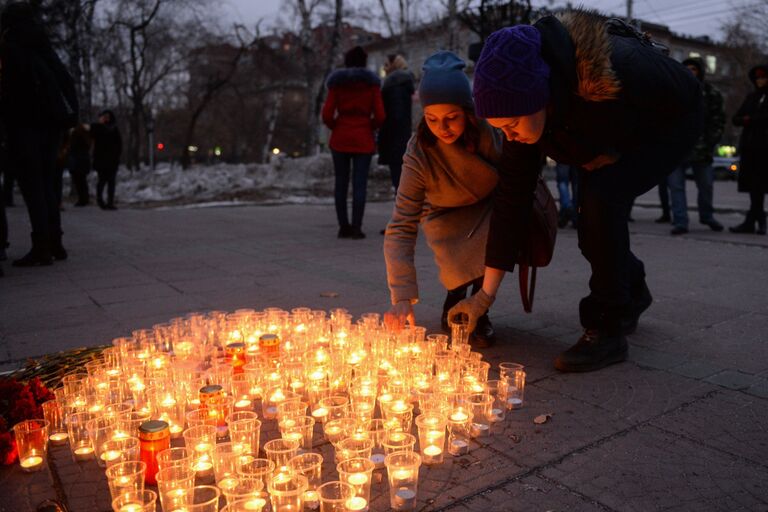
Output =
[{"x1": 1, "y1": 179, "x2": 767, "y2": 511}]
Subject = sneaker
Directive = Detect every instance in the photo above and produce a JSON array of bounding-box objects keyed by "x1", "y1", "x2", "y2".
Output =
[
  {"x1": 670, "y1": 226, "x2": 688, "y2": 235},
  {"x1": 554, "y1": 329, "x2": 628, "y2": 372},
  {"x1": 654, "y1": 214, "x2": 671, "y2": 223},
  {"x1": 622, "y1": 281, "x2": 652, "y2": 335},
  {"x1": 471, "y1": 314, "x2": 496, "y2": 348},
  {"x1": 702, "y1": 220, "x2": 723, "y2": 232}
]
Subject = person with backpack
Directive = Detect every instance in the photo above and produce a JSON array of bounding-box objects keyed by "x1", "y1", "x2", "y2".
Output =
[
  {"x1": 449, "y1": 11, "x2": 703, "y2": 372},
  {"x1": 0, "y1": 2, "x2": 78, "y2": 266}
]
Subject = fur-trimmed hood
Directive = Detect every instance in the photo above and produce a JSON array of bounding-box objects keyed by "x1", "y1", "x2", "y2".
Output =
[
  {"x1": 556, "y1": 10, "x2": 622, "y2": 102},
  {"x1": 326, "y1": 67, "x2": 380, "y2": 89},
  {"x1": 382, "y1": 69, "x2": 414, "y2": 90}
]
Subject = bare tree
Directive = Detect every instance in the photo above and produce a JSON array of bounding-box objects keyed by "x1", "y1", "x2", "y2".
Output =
[{"x1": 179, "y1": 25, "x2": 260, "y2": 169}]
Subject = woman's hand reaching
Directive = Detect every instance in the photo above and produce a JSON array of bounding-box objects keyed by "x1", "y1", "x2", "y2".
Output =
[{"x1": 384, "y1": 301, "x2": 416, "y2": 331}]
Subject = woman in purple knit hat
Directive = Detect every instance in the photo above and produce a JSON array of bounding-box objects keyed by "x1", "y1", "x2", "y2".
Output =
[{"x1": 449, "y1": 11, "x2": 704, "y2": 372}]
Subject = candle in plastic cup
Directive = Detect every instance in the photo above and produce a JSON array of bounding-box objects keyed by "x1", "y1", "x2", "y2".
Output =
[
  {"x1": 263, "y1": 438, "x2": 300, "y2": 469},
  {"x1": 42, "y1": 400, "x2": 67, "y2": 445},
  {"x1": 288, "y1": 452, "x2": 324, "y2": 492},
  {"x1": 384, "y1": 451, "x2": 422, "y2": 511},
  {"x1": 13, "y1": 419, "x2": 49, "y2": 472},
  {"x1": 382, "y1": 432, "x2": 416, "y2": 455},
  {"x1": 220, "y1": 476, "x2": 264, "y2": 506},
  {"x1": 237, "y1": 458, "x2": 275, "y2": 491},
  {"x1": 336, "y1": 457, "x2": 374, "y2": 503},
  {"x1": 183, "y1": 425, "x2": 217, "y2": 479},
  {"x1": 66, "y1": 411, "x2": 94, "y2": 462},
  {"x1": 268, "y1": 473, "x2": 308, "y2": 512},
  {"x1": 415, "y1": 413, "x2": 446, "y2": 465},
  {"x1": 157, "y1": 447, "x2": 192, "y2": 471},
  {"x1": 317, "y1": 481, "x2": 354, "y2": 512},
  {"x1": 221, "y1": 497, "x2": 268, "y2": 511},
  {"x1": 169, "y1": 484, "x2": 221, "y2": 512},
  {"x1": 156, "y1": 464, "x2": 195, "y2": 512},
  {"x1": 111, "y1": 490, "x2": 156, "y2": 512},
  {"x1": 105, "y1": 461, "x2": 146, "y2": 500}
]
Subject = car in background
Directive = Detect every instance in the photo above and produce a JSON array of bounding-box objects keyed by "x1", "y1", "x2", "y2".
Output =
[{"x1": 712, "y1": 156, "x2": 739, "y2": 180}]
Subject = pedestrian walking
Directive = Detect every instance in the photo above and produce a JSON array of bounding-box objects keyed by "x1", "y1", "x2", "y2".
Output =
[
  {"x1": 729, "y1": 64, "x2": 768, "y2": 235},
  {"x1": 378, "y1": 54, "x2": 415, "y2": 193},
  {"x1": 654, "y1": 177, "x2": 671, "y2": 223},
  {"x1": 383, "y1": 51, "x2": 503, "y2": 347},
  {"x1": 449, "y1": 11, "x2": 703, "y2": 372},
  {"x1": 68, "y1": 124, "x2": 91, "y2": 206},
  {"x1": 667, "y1": 57, "x2": 725, "y2": 235},
  {"x1": 90, "y1": 110, "x2": 122, "y2": 210},
  {"x1": 322, "y1": 45, "x2": 386, "y2": 239},
  {"x1": 0, "y1": 2, "x2": 78, "y2": 267}
]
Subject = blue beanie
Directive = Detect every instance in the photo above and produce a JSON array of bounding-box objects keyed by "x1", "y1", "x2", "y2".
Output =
[
  {"x1": 473, "y1": 25, "x2": 551, "y2": 118},
  {"x1": 419, "y1": 51, "x2": 473, "y2": 108}
]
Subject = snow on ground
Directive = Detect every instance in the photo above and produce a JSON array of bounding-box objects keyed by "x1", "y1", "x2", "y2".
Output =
[{"x1": 73, "y1": 153, "x2": 394, "y2": 207}]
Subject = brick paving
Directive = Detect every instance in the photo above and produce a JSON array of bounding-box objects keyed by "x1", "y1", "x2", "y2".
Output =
[{"x1": 1, "y1": 179, "x2": 767, "y2": 511}]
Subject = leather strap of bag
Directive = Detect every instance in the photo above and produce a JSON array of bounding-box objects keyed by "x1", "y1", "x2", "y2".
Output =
[{"x1": 518, "y1": 263, "x2": 537, "y2": 313}]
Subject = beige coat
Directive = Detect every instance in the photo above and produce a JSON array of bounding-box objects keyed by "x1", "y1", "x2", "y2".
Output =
[{"x1": 384, "y1": 121, "x2": 502, "y2": 304}]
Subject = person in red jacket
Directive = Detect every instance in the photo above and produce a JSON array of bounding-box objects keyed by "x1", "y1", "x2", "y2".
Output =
[{"x1": 322, "y1": 46, "x2": 386, "y2": 239}]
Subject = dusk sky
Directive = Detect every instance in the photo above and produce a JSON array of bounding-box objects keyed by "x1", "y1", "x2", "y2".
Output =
[{"x1": 225, "y1": 0, "x2": 745, "y2": 41}]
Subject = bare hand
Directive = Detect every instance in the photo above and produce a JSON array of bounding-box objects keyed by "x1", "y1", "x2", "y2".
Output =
[{"x1": 384, "y1": 301, "x2": 415, "y2": 331}]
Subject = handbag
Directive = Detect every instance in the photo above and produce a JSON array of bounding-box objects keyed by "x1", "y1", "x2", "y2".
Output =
[{"x1": 518, "y1": 177, "x2": 558, "y2": 313}]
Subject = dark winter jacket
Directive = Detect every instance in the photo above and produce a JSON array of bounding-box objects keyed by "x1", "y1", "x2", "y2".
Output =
[
  {"x1": 486, "y1": 11, "x2": 703, "y2": 273},
  {"x1": 91, "y1": 122, "x2": 122, "y2": 171},
  {"x1": 733, "y1": 66, "x2": 768, "y2": 194},
  {"x1": 322, "y1": 68, "x2": 386, "y2": 154},
  {"x1": 682, "y1": 58, "x2": 725, "y2": 164},
  {"x1": 378, "y1": 69, "x2": 415, "y2": 165},
  {"x1": 68, "y1": 124, "x2": 91, "y2": 174},
  {"x1": 0, "y1": 5, "x2": 78, "y2": 130}
]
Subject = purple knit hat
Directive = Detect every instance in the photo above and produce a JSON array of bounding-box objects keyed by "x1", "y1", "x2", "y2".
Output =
[{"x1": 473, "y1": 25, "x2": 551, "y2": 118}]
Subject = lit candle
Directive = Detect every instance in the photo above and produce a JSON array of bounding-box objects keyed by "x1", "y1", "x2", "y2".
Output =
[
  {"x1": 392, "y1": 468, "x2": 412, "y2": 481},
  {"x1": 284, "y1": 432, "x2": 303, "y2": 444},
  {"x1": 311, "y1": 407, "x2": 328, "y2": 419},
  {"x1": 118, "y1": 504, "x2": 143, "y2": 512},
  {"x1": 74, "y1": 445, "x2": 94, "y2": 460},
  {"x1": 218, "y1": 476, "x2": 239, "y2": 490},
  {"x1": 304, "y1": 490, "x2": 319, "y2": 510},
  {"x1": 450, "y1": 411, "x2": 468, "y2": 422},
  {"x1": 100, "y1": 450, "x2": 121, "y2": 462},
  {"x1": 20, "y1": 455, "x2": 43, "y2": 469},
  {"x1": 347, "y1": 473, "x2": 368, "y2": 486},
  {"x1": 194, "y1": 442, "x2": 212, "y2": 453},
  {"x1": 49, "y1": 432, "x2": 68, "y2": 443},
  {"x1": 235, "y1": 399, "x2": 252, "y2": 409},
  {"x1": 194, "y1": 460, "x2": 213, "y2": 473},
  {"x1": 170, "y1": 424, "x2": 183, "y2": 436},
  {"x1": 346, "y1": 496, "x2": 368, "y2": 511},
  {"x1": 243, "y1": 497, "x2": 267, "y2": 510},
  {"x1": 422, "y1": 444, "x2": 443, "y2": 464},
  {"x1": 113, "y1": 430, "x2": 129, "y2": 440},
  {"x1": 391, "y1": 402, "x2": 408, "y2": 413}
]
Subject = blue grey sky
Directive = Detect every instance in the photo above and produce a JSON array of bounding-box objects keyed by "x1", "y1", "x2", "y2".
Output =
[{"x1": 225, "y1": 0, "x2": 745, "y2": 41}]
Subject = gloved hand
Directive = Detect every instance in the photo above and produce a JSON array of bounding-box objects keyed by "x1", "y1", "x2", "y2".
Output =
[
  {"x1": 384, "y1": 301, "x2": 416, "y2": 331},
  {"x1": 447, "y1": 290, "x2": 495, "y2": 332}
]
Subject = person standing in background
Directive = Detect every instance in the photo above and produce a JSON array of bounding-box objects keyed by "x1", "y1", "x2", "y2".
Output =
[
  {"x1": 730, "y1": 64, "x2": 768, "y2": 235},
  {"x1": 667, "y1": 57, "x2": 725, "y2": 235},
  {"x1": 68, "y1": 124, "x2": 91, "y2": 206},
  {"x1": 322, "y1": 46, "x2": 386, "y2": 239},
  {"x1": 90, "y1": 110, "x2": 121, "y2": 210},
  {"x1": 378, "y1": 54, "x2": 415, "y2": 193}
]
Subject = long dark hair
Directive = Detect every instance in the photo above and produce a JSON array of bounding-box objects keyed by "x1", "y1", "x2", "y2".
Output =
[{"x1": 416, "y1": 107, "x2": 481, "y2": 153}]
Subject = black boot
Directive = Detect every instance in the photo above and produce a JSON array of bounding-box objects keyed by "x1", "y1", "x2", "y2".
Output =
[
  {"x1": 729, "y1": 212, "x2": 756, "y2": 233},
  {"x1": 757, "y1": 212, "x2": 767, "y2": 235},
  {"x1": 554, "y1": 329, "x2": 628, "y2": 372},
  {"x1": 51, "y1": 231, "x2": 68, "y2": 261},
  {"x1": 12, "y1": 233, "x2": 53, "y2": 267},
  {"x1": 557, "y1": 207, "x2": 573, "y2": 228},
  {"x1": 338, "y1": 225, "x2": 353, "y2": 238},
  {"x1": 349, "y1": 226, "x2": 366, "y2": 240},
  {"x1": 472, "y1": 313, "x2": 496, "y2": 348},
  {"x1": 622, "y1": 281, "x2": 652, "y2": 335},
  {"x1": 654, "y1": 213, "x2": 671, "y2": 223}
]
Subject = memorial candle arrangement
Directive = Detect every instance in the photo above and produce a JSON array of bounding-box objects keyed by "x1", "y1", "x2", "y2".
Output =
[{"x1": 16, "y1": 307, "x2": 526, "y2": 511}]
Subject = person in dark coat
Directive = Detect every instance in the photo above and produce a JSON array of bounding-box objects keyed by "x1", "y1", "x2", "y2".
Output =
[
  {"x1": 449, "y1": 11, "x2": 703, "y2": 372},
  {"x1": 729, "y1": 64, "x2": 768, "y2": 235},
  {"x1": 0, "y1": 2, "x2": 78, "y2": 266},
  {"x1": 68, "y1": 124, "x2": 92, "y2": 206},
  {"x1": 90, "y1": 110, "x2": 122, "y2": 210},
  {"x1": 378, "y1": 54, "x2": 415, "y2": 192},
  {"x1": 667, "y1": 57, "x2": 726, "y2": 235},
  {"x1": 322, "y1": 46, "x2": 386, "y2": 239}
]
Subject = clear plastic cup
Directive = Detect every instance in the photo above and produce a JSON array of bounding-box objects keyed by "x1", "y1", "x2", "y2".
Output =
[{"x1": 13, "y1": 419, "x2": 49, "y2": 472}]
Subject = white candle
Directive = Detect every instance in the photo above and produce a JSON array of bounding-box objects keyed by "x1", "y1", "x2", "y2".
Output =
[
  {"x1": 450, "y1": 411, "x2": 468, "y2": 422},
  {"x1": 100, "y1": 450, "x2": 121, "y2": 462},
  {"x1": 243, "y1": 497, "x2": 267, "y2": 510},
  {"x1": 423, "y1": 445, "x2": 442, "y2": 456},
  {"x1": 346, "y1": 496, "x2": 368, "y2": 511},
  {"x1": 20, "y1": 455, "x2": 43, "y2": 469},
  {"x1": 218, "y1": 476, "x2": 238, "y2": 490},
  {"x1": 235, "y1": 399, "x2": 252, "y2": 409},
  {"x1": 119, "y1": 504, "x2": 143, "y2": 512},
  {"x1": 347, "y1": 473, "x2": 368, "y2": 486},
  {"x1": 304, "y1": 490, "x2": 319, "y2": 510},
  {"x1": 49, "y1": 432, "x2": 68, "y2": 443},
  {"x1": 393, "y1": 488, "x2": 416, "y2": 508},
  {"x1": 311, "y1": 407, "x2": 328, "y2": 419},
  {"x1": 74, "y1": 445, "x2": 94, "y2": 460},
  {"x1": 448, "y1": 438, "x2": 469, "y2": 455}
]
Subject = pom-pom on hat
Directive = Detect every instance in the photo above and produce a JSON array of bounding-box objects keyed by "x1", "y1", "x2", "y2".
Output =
[
  {"x1": 418, "y1": 51, "x2": 473, "y2": 108},
  {"x1": 473, "y1": 25, "x2": 551, "y2": 118}
]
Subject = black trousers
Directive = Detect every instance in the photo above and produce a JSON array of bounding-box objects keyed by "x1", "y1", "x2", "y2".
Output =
[
  {"x1": 443, "y1": 277, "x2": 484, "y2": 313},
  {"x1": 96, "y1": 166, "x2": 118, "y2": 206},
  {"x1": 8, "y1": 127, "x2": 61, "y2": 241},
  {"x1": 577, "y1": 128, "x2": 699, "y2": 334},
  {"x1": 71, "y1": 168, "x2": 90, "y2": 204}
]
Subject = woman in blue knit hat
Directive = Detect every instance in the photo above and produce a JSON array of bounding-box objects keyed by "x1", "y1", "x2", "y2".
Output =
[
  {"x1": 383, "y1": 50, "x2": 503, "y2": 347},
  {"x1": 449, "y1": 11, "x2": 704, "y2": 370}
]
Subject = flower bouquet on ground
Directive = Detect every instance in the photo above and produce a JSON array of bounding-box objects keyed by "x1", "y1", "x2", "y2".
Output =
[{"x1": 0, "y1": 377, "x2": 55, "y2": 465}]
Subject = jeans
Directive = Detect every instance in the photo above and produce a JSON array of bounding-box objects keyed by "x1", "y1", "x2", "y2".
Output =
[
  {"x1": 577, "y1": 129, "x2": 696, "y2": 333},
  {"x1": 96, "y1": 166, "x2": 118, "y2": 206},
  {"x1": 331, "y1": 150, "x2": 372, "y2": 229},
  {"x1": 555, "y1": 163, "x2": 578, "y2": 210},
  {"x1": 667, "y1": 162, "x2": 716, "y2": 229},
  {"x1": 657, "y1": 178, "x2": 670, "y2": 217}
]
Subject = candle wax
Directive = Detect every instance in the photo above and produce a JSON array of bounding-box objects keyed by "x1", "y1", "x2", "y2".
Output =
[
  {"x1": 74, "y1": 446, "x2": 94, "y2": 460},
  {"x1": 423, "y1": 445, "x2": 442, "y2": 456},
  {"x1": 101, "y1": 450, "x2": 121, "y2": 462},
  {"x1": 346, "y1": 496, "x2": 368, "y2": 511},
  {"x1": 49, "y1": 432, "x2": 68, "y2": 442},
  {"x1": 347, "y1": 472, "x2": 368, "y2": 486},
  {"x1": 119, "y1": 504, "x2": 143, "y2": 512},
  {"x1": 243, "y1": 498, "x2": 267, "y2": 510}
]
